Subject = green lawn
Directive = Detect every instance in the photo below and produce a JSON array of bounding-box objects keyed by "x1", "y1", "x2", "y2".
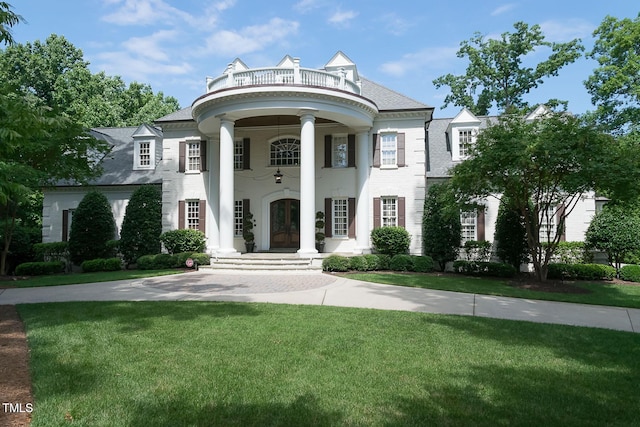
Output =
[
  {"x1": 3, "y1": 269, "x2": 183, "y2": 288},
  {"x1": 19, "y1": 301, "x2": 640, "y2": 426},
  {"x1": 346, "y1": 272, "x2": 640, "y2": 309}
]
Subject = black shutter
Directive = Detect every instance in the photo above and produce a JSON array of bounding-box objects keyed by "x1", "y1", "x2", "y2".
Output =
[
  {"x1": 324, "y1": 135, "x2": 332, "y2": 168},
  {"x1": 243, "y1": 138, "x2": 251, "y2": 170},
  {"x1": 62, "y1": 210, "x2": 69, "y2": 242},
  {"x1": 398, "y1": 197, "x2": 406, "y2": 228},
  {"x1": 324, "y1": 198, "x2": 332, "y2": 238},
  {"x1": 198, "y1": 199, "x2": 206, "y2": 233},
  {"x1": 348, "y1": 197, "x2": 356, "y2": 238},
  {"x1": 200, "y1": 141, "x2": 207, "y2": 172},
  {"x1": 178, "y1": 200, "x2": 185, "y2": 229},
  {"x1": 373, "y1": 197, "x2": 381, "y2": 228},
  {"x1": 477, "y1": 208, "x2": 485, "y2": 242},
  {"x1": 397, "y1": 133, "x2": 405, "y2": 167},
  {"x1": 372, "y1": 134, "x2": 380, "y2": 167},
  {"x1": 347, "y1": 134, "x2": 356, "y2": 167},
  {"x1": 179, "y1": 141, "x2": 186, "y2": 172}
]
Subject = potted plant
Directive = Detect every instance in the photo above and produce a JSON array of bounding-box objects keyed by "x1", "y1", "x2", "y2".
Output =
[
  {"x1": 243, "y1": 211, "x2": 256, "y2": 253},
  {"x1": 315, "y1": 211, "x2": 326, "y2": 252}
]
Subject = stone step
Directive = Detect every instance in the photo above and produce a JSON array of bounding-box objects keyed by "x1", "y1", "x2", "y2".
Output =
[{"x1": 209, "y1": 255, "x2": 323, "y2": 272}]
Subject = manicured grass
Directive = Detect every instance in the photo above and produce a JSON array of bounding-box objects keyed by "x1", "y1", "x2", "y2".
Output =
[
  {"x1": 3, "y1": 269, "x2": 184, "y2": 288},
  {"x1": 347, "y1": 272, "x2": 640, "y2": 309},
  {"x1": 19, "y1": 302, "x2": 640, "y2": 426}
]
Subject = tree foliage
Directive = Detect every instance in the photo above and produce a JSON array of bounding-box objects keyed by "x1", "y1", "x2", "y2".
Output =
[
  {"x1": 68, "y1": 191, "x2": 116, "y2": 265},
  {"x1": 0, "y1": 2, "x2": 23, "y2": 45},
  {"x1": 0, "y1": 34, "x2": 180, "y2": 128},
  {"x1": 585, "y1": 203, "x2": 640, "y2": 273},
  {"x1": 450, "y1": 111, "x2": 621, "y2": 281},
  {"x1": 422, "y1": 183, "x2": 461, "y2": 271},
  {"x1": 586, "y1": 14, "x2": 640, "y2": 134},
  {"x1": 119, "y1": 185, "x2": 162, "y2": 265},
  {"x1": 433, "y1": 22, "x2": 583, "y2": 115}
]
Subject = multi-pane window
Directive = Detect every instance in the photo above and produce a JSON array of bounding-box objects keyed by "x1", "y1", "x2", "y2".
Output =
[
  {"x1": 380, "y1": 134, "x2": 397, "y2": 166},
  {"x1": 460, "y1": 211, "x2": 477, "y2": 243},
  {"x1": 234, "y1": 140, "x2": 244, "y2": 170},
  {"x1": 139, "y1": 142, "x2": 151, "y2": 167},
  {"x1": 333, "y1": 199, "x2": 348, "y2": 237},
  {"x1": 382, "y1": 197, "x2": 397, "y2": 227},
  {"x1": 459, "y1": 129, "x2": 474, "y2": 158},
  {"x1": 187, "y1": 201, "x2": 200, "y2": 230},
  {"x1": 539, "y1": 207, "x2": 557, "y2": 243},
  {"x1": 270, "y1": 138, "x2": 300, "y2": 166},
  {"x1": 187, "y1": 142, "x2": 201, "y2": 171},
  {"x1": 234, "y1": 200, "x2": 244, "y2": 237},
  {"x1": 332, "y1": 135, "x2": 348, "y2": 167}
]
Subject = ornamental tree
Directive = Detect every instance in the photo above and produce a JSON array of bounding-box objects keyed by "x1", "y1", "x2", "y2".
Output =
[
  {"x1": 585, "y1": 203, "x2": 640, "y2": 273},
  {"x1": 68, "y1": 191, "x2": 116, "y2": 265},
  {"x1": 422, "y1": 183, "x2": 461, "y2": 271},
  {"x1": 433, "y1": 21, "x2": 583, "y2": 115},
  {"x1": 450, "y1": 111, "x2": 619, "y2": 281},
  {"x1": 119, "y1": 185, "x2": 162, "y2": 266},
  {"x1": 494, "y1": 195, "x2": 529, "y2": 270}
]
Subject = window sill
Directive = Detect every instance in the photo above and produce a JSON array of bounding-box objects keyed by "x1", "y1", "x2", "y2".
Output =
[
  {"x1": 380, "y1": 165, "x2": 398, "y2": 170},
  {"x1": 184, "y1": 170, "x2": 201, "y2": 175}
]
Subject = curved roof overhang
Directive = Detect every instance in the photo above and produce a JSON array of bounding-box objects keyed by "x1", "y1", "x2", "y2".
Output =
[{"x1": 191, "y1": 85, "x2": 378, "y2": 135}]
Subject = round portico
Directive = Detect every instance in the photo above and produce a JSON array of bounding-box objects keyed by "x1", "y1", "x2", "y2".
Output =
[{"x1": 191, "y1": 61, "x2": 378, "y2": 256}]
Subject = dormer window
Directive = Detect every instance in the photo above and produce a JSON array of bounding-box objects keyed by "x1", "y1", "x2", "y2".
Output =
[
  {"x1": 134, "y1": 139, "x2": 155, "y2": 170},
  {"x1": 139, "y1": 142, "x2": 151, "y2": 167},
  {"x1": 457, "y1": 128, "x2": 476, "y2": 159}
]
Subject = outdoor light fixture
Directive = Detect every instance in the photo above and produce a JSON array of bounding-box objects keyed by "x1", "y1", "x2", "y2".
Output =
[{"x1": 274, "y1": 168, "x2": 283, "y2": 184}]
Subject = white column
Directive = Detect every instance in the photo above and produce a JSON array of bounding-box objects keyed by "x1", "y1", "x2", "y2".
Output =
[
  {"x1": 218, "y1": 118, "x2": 238, "y2": 255},
  {"x1": 298, "y1": 110, "x2": 318, "y2": 255},
  {"x1": 355, "y1": 129, "x2": 371, "y2": 253},
  {"x1": 207, "y1": 136, "x2": 220, "y2": 253}
]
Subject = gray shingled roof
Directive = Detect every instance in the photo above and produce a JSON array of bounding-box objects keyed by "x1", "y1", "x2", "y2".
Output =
[
  {"x1": 55, "y1": 127, "x2": 163, "y2": 187},
  {"x1": 155, "y1": 77, "x2": 432, "y2": 123}
]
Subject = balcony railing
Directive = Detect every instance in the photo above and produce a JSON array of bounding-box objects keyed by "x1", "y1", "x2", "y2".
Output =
[{"x1": 206, "y1": 64, "x2": 361, "y2": 95}]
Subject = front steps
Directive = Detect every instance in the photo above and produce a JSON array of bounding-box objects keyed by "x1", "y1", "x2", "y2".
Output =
[{"x1": 208, "y1": 253, "x2": 324, "y2": 272}]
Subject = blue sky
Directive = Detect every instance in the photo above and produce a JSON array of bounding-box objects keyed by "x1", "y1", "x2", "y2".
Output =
[{"x1": 9, "y1": 1, "x2": 640, "y2": 117}]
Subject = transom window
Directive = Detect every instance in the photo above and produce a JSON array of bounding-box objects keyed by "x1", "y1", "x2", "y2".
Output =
[
  {"x1": 187, "y1": 142, "x2": 201, "y2": 171},
  {"x1": 139, "y1": 142, "x2": 150, "y2": 166},
  {"x1": 187, "y1": 201, "x2": 200, "y2": 230},
  {"x1": 458, "y1": 129, "x2": 474, "y2": 158},
  {"x1": 333, "y1": 199, "x2": 348, "y2": 237},
  {"x1": 332, "y1": 135, "x2": 348, "y2": 168},
  {"x1": 234, "y1": 200, "x2": 243, "y2": 236},
  {"x1": 460, "y1": 211, "x2": 476, "y2": 243},
  {"x1": 381, "y1": 134, "x2": 397, "y2": 166},
  {"x1": 382, "y1": 197, "x2": 397, "y2": 227},
  {"x1": 234, "y1": 139, "x2": 244, "y2": 170},
  {"x1": 270, "y1": 138, "x2": 300, "y2": 166}
]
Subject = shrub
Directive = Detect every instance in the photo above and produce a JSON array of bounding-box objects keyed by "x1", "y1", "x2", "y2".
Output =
[
  {"x1": 453, "y1": 260, "x2": 517, "y2": 278},
  {"x1": 68, "y1": 191, "x2": 116, "y2": 265},
  {"x1": 119, "y1": 185, "x2": 162, "y2": 265},
  {"x1": 160, "y1": 229, "x2": 206, "y2": 254},
  {"x1": 362, "y1": 254, "x2": 381, "y2": 271},
  {"x1": 585, "y1": 204, "x2": 640, "y2": 271},
  {"x1": 547, "y1": 263, "x2": 616, "y2": 280},
  {"x1": 422, "y1": 183, "x2": 461, "y2": 271},
  {"x1": 494, "y1": 195, "x2": 529, "y2": 269},
  {"x1": 15, "y1": 261, "x2": 65, "y2": 276},
  {"x1": 544, "y1": 241, "x2": 591, "y2": 264},
  {"x1": 33, "y1": 242, "x2": 69, "y2": 262},
  {"x1": 390, "y1": 254, "x2": 414, "y2": 271},
  {"x1": 412, "y1": 255, "x2": 435, "y2": 273},
  {"x1": 371, "y1": 227, "x2": 411, "y2": 256},
  {"x1": 322, "y1": 255, "x2": 350, "y2": 272},
  {"x1": 620, "y1": 265, "x2": 640, "y2": 282},
  {"x1": 153, "y1": 253, "x2": 175, "y2": 269},
  {"x1": 462, "y1": 240, "x2": 492, "y2": 262},
  {"x1": 173, "y1": 252, "x2": 211, "y2": 268},
  {"x1": 81, "y1": 258, "x2": 122, "y2": 273},
  {"x1": 348, "y1": 255, "x2": 369, "y2": 271},
  {"x1": 136, "y1": 253, "x2": 211, "y2": 270},
  {"x1": 136, "y1": 255, "x2": 156, "y2": 270}
]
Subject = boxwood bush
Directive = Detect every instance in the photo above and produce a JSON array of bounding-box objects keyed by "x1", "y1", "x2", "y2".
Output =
[
  {"x1": 547, "y1": 263, "x2": 616, "y2": 281},
  {"x1": 371, "y1": 227, "x2": 411, "y2": 256},
  {"x1": 412, "y1": 255, "x2": 435, "y2": 273},
  {"x1": 348, "y1": 255, "x2": 369, "y2": 271},
  {"x1": 15, "y1": 261, "x2": 65, "y2": 276},
  {"x1": 160, "y1": 229, "x2": 206, "y2": 254},
  {"x1": 81, "y1": 258, "x2": 122, "y2": 273},
  {"x1": 136, "y1": 253, "x2": 210, "y2": 270},
  {"x1": 453, "y1": 260, "x2": 517, "y2": 278},
  {"x1": 390, "y1": 254, "x2": 414, "y2": 271},
  {"x1": 322, "y1": 255, "x2": 350, "y2": 272},
  {"x1": 620, "y1": 265, "x2": 640, "y2": 282}
]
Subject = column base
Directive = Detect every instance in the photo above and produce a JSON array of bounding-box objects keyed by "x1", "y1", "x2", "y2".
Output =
[
  {"x1": 297, "y1": 248, "x2": 318, "y2": 257},
  {"x1": 214, "y1": 248, "x2": 241, "y2": 257},
  {"x1": 353, "y1": 246, "x2": 372, "y2": 255}
]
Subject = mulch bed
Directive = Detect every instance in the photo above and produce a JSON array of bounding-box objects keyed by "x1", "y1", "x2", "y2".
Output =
[{"x1": 0, "y1": 306, "x2": 33, "y2": 427}]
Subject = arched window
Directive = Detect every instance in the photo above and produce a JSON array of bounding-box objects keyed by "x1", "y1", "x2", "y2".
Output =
[{"x1": 270, "y1": 137, "x2": 300, "y2": 166}]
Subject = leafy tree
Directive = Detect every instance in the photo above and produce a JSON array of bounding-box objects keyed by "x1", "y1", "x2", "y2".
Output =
[
  {"x1": 422, "y1": 183, "x2": 461, "y2": 271},
  {"x1": 586, "y1": 14, "x2": 640, "y2": 134},
  {"x1": 119, "y1": 185, "x2": 162, "y2": 265},
  {"x1": 494, "y1": 195, "x2": 529, "y2": 270},
  {"x1": 0, "y1": 2, "x2": 23, "y2": 45},
  {"x1": 450, "y1": 111, "x2": 622, "y2": 281},
  {"x1": 585, "y1": 203, "x2": 640, "y2": 273},
  {"x1": 433, "y1": 22, "x2": 583, "y2": 115},
  {"x1": 0, "y1": 34, "x2": 180, "y2": 128},
  {"x1": 68, "y1": 191, "x2": 116, "y2": 265}
]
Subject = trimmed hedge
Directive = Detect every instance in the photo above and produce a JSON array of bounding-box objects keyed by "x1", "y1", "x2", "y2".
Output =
[
  {"x1": 348, "y1": 256, "x2": 370, "y2": 271},
  {"x1": 371, "y1": 227, "x2": 411, "y2": 256},
  {"x1": 412, "y1": 255, "x2": 435, "y2": 273},
  {"x1": 453, "y1": 260, "x2": 517, "y2": 278},
  {"x1": 136, "y1": 253, "x2": 211, "y2": 270},
  {"x1": 322, "y1": 255, "x2": 351, "y2": 272},
  {"x1": 81, "y1": 258, "x2": 122, "y2": 273},
  {"x1": 390, "y1": 254, "x2": 414, "y2": 271},
  {"x1": 547, "y1": 263, "x2": 616, "y2": 281},
  {"x1": 620, "y1": 265, "x2": 640, "y2": 282},
  {"x1": 15, "y1": 261, "x2": 65, "y2": 276},
  {"x1": 321, "y1": 254, "x2": 434, "y2": 273},
  {"x1": 160, "y1": 229, "x2": 206, "y2": 254},
  {"x1": 33, "y1": 242, "x2": 69, "y2": 262}
]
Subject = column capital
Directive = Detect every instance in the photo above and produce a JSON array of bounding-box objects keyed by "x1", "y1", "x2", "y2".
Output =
[
  {"x1": 216, "y1": 114, "x2": 235, "y2": 125},
  {"x1": 298, "y1": 108, "x2": 318, "y2": 121},
  {"x1": 353, "y1": 126, "x2": 372, "y2": 134}
]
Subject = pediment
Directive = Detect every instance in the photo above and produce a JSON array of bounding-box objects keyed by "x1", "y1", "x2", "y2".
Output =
[
  {"x1": 132, "y1": 123, "x2": 162, "y2": 139},
  {"x1": 525, "y1": 104, "x2": 551, "y2": 121},
  {"x1": 325, "y1": 51, "x2": 358, "y2": 81},
  {"x1": 450, "y1": 108, "x2": 481, "y2": 125},
  {"x1": 277, "y1": 55, "x2": 296, "y2": 67}
]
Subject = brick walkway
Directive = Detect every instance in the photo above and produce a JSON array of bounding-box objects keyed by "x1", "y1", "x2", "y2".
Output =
[{"x1": 141, "y1": 270, "x2": 337, "y2": 294}]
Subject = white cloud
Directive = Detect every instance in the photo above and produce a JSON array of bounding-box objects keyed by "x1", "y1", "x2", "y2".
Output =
[
  {"x1": 93, "y1": 50, "x2": 193, "y2": 81},
  {"x1": 122, "y1": 30, "x2": 179, "y2": 62},
  {"x1": 377, "y1": 13, "x2": 414, "y2": 36},
  {"x1": 328, "y1": 9, "x2": 358, "y2": 26},
  {"x1": 101, "y1": 0, "x2": 234, "y2": 27},
  {"x1": 540, "y1": 19, "x2": 594, "y2": 42},
  {"x1": 491, "y1": 4, "x2": 516, "y2": 16},
  {"x1": 205, "y1": 18, "x2": 300, "y2": 57},
  {"x1": 380, "y1": 46, "x2": 459, "y2": 77},
  {"x1": 293, "y1": 0, "x2": 322, "y2": 14}
]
